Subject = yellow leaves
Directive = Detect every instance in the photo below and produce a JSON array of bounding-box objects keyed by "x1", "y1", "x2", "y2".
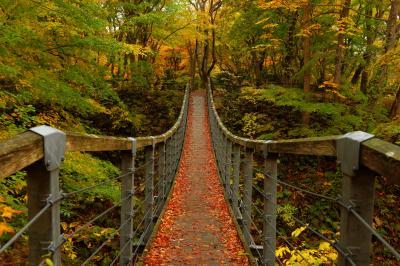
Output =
[
  {"x1": 0, "y1": 205, "x2": 23, "y2": 219},
  {"x1": 255, "y1": 172, "x2": 265, "y2": 182},
  {"x1": 318, "y1": 241, "x2": 331, "y2": 251},
  {"x1": 319, "y1": 81, "x2": 339, "y2": 89},
  {"x1": 0, "y1": 204, "x2": 23, "y2": 237},
  {"x1": 374, "y1": 217, "x2": 383, "y2": 228},
  {"x1": 276, "y1": 245, "x2": 290, "y2": 257},
  {"x1": 45, "y1": 258, "x2": 55, "y2": 266},
  {"x1": 291, "y1": 225, "x2": 308, "y2": 238},
  {"x1": 93, "y1": 228, "x2": 112, "y2": 237},
  {"x1": 259, "y1": 0, "x2": 308, "y2": 12},
  {"x1": 122, "y1": 43, "x2": 149, "y2": 56},
  {"x1": 36, "y1": 112, "x2": 61, "y2": 128},
  {"x1": 0, "y1": 222, "x2": 14, "y2": 237},
  {"x1": 277, "y1": 240, "x2": 338, "y2": 263},
  {"x1": 237, "y1": 250, "x2": 248, "y2": 256},
  {"x1": 62, "y1": 237, "x2": 77, "y2": 260},
  {"x1": 256, "y1": 17, "x2": 271, "y2": 25},
  {"x1": 86, "y1": 99, "x2": 110, "y2": 115}
]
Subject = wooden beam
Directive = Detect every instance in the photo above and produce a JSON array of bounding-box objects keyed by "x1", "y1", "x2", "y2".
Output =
[
  {"x1": 65, "y1": 132, "x2": 132, "y2": 152},
  {"x1": 361, "y1": 138, "x2": 400, "y2": 184},
  {"x1": 0, "y1": 132, "x2": 43, "y2": 179}
]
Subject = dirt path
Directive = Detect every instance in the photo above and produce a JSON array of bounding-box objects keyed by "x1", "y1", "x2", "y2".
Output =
[{"x1": 143, "y1": 91, "x2": 249, "y2": 265}]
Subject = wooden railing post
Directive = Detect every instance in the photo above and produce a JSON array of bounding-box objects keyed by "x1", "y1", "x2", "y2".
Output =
[
  {"x1": 166, "y1": 138, "x2": 172, "y2": 193},
  {"x1": 243, "y1": 147, "x2": 254, "y2": 245},
  {"x1": 144, "y1": 139, "x2": 155, "y2": 243},
  {"x1": 220, "y1": 135, "x2": 227, "y2": 186},
  {"x1": 219, "y1": 130, "x2": 225, "y2": 176},
  {"x1": 337, "y1": 132, "x2": 376, "y2": 266},
  {"x1": 225, "y1": 139, "x2": 232, "y2": 199},
  {"x1": 263, "y1": 149, "x2": 278, "y2": 266},
  {"x1": 158, "y1": 142, "x2": 166, "y2": 205},
  {"x1": 27, "y1": 126, "x2": 65, "y2": 266},
  {"x1": 232, "y1": 144, "x2": 241, "y2": 219},
  {"x1": 119, "y1": 138, "x2": 136, "y2": 265},
  {"x1": 173, "y1": 134, "x2": 178, "y2": 175}
]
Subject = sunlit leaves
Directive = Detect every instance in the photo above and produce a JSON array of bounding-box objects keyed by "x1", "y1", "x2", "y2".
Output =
[
  {"x1": 0, "y1": 222, "x2": 14, "y2": 237},
  {"x1": 291, "y1": 224, "x2": 308, "y2": 237}
]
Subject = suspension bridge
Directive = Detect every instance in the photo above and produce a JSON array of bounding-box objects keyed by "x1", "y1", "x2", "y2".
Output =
[{"x1": 0, "y1": 81, "x2": 399, "y2": 265}]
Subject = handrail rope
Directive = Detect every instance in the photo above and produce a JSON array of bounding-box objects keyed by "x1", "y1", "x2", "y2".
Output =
[
  {"x1": 54, "y1": 195, "x2": 132, "y2": 251},
  {"x1": 63, "y1": 153, "x2": 163, "y2": 198},
  {"x1": 252, "y1": 205, "x2": 356, "y2": 265},
  {"x1": 251, "y1": 220, "x2": 285, "y2": 266},
  {"x1": 337, "y1": 200, "x2": 400, "y2": 260},
  {"x1": 128, "y1": 219, "x2": 154, "y2": 265},
  {"x1": 107, "y1": 208, "x2": 152, "y2": 266},
  {"x1": 249, "y1": 219, "x2": 276, "y2": 264},
  {"x1": 265, "y1": 240, "x2": 285, "y2": 266},
  {"x1": 140, "y1": 177, "x2": 164, "y2": 206},
  {"x1": 252, "y1": 206, "x2": 310, "y2": 265},
  {"x1": 0, "y1": 202, "x2": 52, "y2": 253},
  {"x1": 68, "y1": 163, "x2": 166, "y2": 263},
  {"x1": 81, "y1": 214, "x2": 135, "y2": 266},
  {"x1": 235, "y1": 199, "x2": 282, "y2": 265},
  {"x1": 254, "y1": 168, "x2": 338, "y2": 202},
  {"x1": 287, "y1": 212, "x2": 356, "y2": 266},
  {"x1": 253, "y1": 171, "x2": 400, "y2": 260},
  {"x1": 63, "y1": 171, "x2": 133, "y2": 198}
]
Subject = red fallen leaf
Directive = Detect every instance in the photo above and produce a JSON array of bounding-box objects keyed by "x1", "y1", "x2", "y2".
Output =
[{"x1": 143, "y1": 92, "x2": 249, "y2": 266}]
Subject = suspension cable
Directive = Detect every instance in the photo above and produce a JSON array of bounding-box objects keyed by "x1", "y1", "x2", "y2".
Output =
[
  {"x1": 249, "y1": 219, "x2": 268, "y2": 263},
  {"x1": 55, "y1": 195, "x2": 131, "y2": 251},
  {"x1": 337, "y1": 200, "x2": 400, "y2": 260},
  {"x1": 289, "y1": 212, "x2": 356, "y2": 266},
  {"x1": 253, "y1": 205, "x2": 310, "y2": 265},
  {"x1": 108, "y1": 208, "x2": 153, "y2": 266},
  {"x1": 129, "y1": 221, "x2": 154, "y2": 265},
  {"x1": 64, "y1": 153, "x2": 161, "y2": 198},
  {"x1": 0, "y1": 203, "x2": 51, "y2": 253},
  {"x1": 63, "y1": 172, "x2": 133, "y2": 198},
  {"x1": 81, "y1": 214, "x2": 134, "y2": 266},
  {"x1": 254, "y1": 168, "x2": 338, "y2": 202}
]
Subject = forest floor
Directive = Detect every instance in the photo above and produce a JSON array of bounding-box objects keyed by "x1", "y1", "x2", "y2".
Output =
[{"x1": 143, "y1": 91, "x2": 249, "y2": 265}]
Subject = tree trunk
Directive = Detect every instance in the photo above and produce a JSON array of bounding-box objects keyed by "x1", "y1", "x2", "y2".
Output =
[
  {"x1": 302, "y1": 1, "x2": 312, "y2": 125},
  {"x1": 303, "y1": 1, "x2": 312, "y2": 93},
  {"x1": 378, "y1": 0, "x2": 400, "y2": 88},
  {"x1": 334, "y1": 0, "x2": 352, "y2": 86},
  {"x1": 390, "y1": 86, "x2": 400, "y2": 118}
]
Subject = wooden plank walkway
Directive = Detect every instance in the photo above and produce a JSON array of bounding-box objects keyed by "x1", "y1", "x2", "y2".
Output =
[{"x1": 143, "y1": 91, "x2": 249, "y2": 265}]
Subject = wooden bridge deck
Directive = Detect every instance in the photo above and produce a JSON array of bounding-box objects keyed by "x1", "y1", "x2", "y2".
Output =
[{"x1": 143, "y1": 91, "x2": 250, "y2": 265}]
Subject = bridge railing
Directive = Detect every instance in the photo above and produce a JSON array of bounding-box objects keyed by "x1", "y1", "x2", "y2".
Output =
[
  {"x1": 0, "y1": 85, "x2": 189, "y2": 265},
  {"x1": 207, "y1": 80, "x2": 400, "y2": 266}
]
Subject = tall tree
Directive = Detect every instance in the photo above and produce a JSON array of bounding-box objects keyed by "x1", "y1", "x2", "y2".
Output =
[{"x1": 334, "y1": 0, "x2": 352, "y2": 86}]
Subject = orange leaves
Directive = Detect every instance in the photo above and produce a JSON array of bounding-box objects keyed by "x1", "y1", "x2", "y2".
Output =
[
  {"x1": 0, "y1": 222, "x2": 14, "y2": 237},
  {"x1": 0, "y1": 202, "x2": 23, "y2": 236},
  {"x1": 0, "y1": 206, "x2": 23, "y2": 219},
  {"x1": 144, "y1": 92, "x2": 249, "y2": 265},
  {"x1": 258, "y1": 0, "x2": 309, "y2": 12}
]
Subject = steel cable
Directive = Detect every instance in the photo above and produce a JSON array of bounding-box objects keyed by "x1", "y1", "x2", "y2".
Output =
[
  {"x1": 56, "y1": 196, "x2": 132, "y2": 251},
  {"x1": 81, "y1": 214, "x2": 134, "y2": 266},
  {"x1": 288, "y1": 212, "x2": 356, "y2": 266},
  {"x1": 337, "y1": 200, "x2": 400, "y2": 260},
  {"x1": 253, "y1": 205, "x2": 310, "y2": 265},
  {"x1": 254, "y1": 168, "x2": 338, "y2": 202},
  {"x1": 129, "y1": 222, "x2": 153, "y2": 265},
  {"x1": 0, "y1": 203, "x2": 51, "y2": 253},
  {"x1": 64, "y1": 154, "x2": 162, "y2": 198},
  {"x1": 63, "y1": 171, "x2": 133, "y2": 198},
  {"x1": 108, "y1": 208, "x2": 152, "y2": 266}
]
